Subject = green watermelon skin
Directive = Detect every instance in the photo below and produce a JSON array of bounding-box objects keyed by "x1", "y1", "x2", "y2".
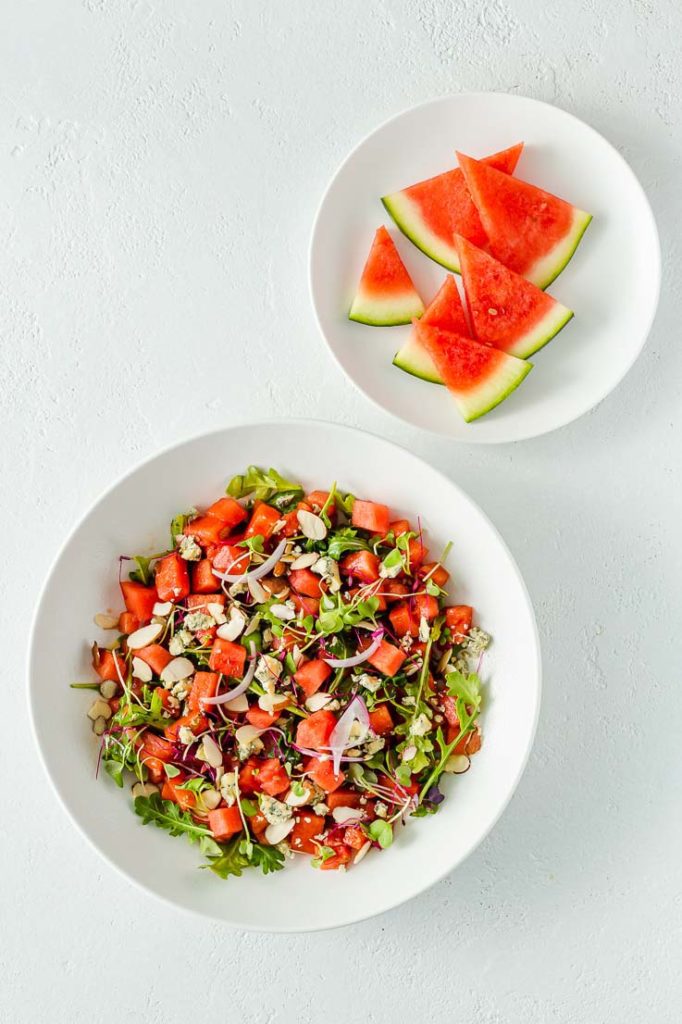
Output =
[
  {"x1": 393, "y1": 275, "x2": 469, "y2": 384},
  {"x1": 455, "y1": 234, "x2": 574, "y2": 359},
  {"x1": 349, "y1": 226, "x2": 424, "y2": 326},
  {"x1": 413, "y1": 321, "x2": 532, "y2": 422},
  {"x1": 381, "y1": 144, "x2": 524, "y2": 273}
]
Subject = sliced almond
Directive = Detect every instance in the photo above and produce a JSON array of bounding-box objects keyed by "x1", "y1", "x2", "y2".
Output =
[
  {"x1": 87, "y1": 699, "x2": 112, "y2": 721},
  {"x1": 132, "y1": 656, "x2": 153, "y2": 682},
  {"x1": 131, "y1": 781, "x2": 160, "y2": 798},
  {"x1": 160, "y1": 657, "x2": 196, "y2": 685},
  {"x1": 206, "y1": 603, "x2": 227, "y2": 624},
  {"x1": 331, "y1": 806, "x2": 364, "y2": 824},
  {"x1": 258, "y1": 693, "x2": 289, "y2": 713},
  {"x1": 296, "y1": 509, "x2": 327, "y2": 541},
  {"x1": 401, "y1": 744, "x2": 417, "y2": 762},
  {"x1": 201, "y1": 735, "x2": 224, "y2": 768},
  {"x1": 305, "y1": 692, "x2": 333, "y2": 712},
  {"x1": 216, "y1": 607, "x2": 247, "y2": 641},
  {"x1": 353, "y1": 840, "x2": 372, "y2": 865},
  {"x1": 264, "y1": 819, "x2": 295, "y2": 845},
  {"x1": 290, "y1": 551, "x2": 319, "y2": 571},
  {"x1": 235, "y1": 724, "x2": 265, "y2": 746},
  {"x1": 201, "y1": 788, "x2": 221, "y2": 811},
  {"x1": 285, "y1": 784, "x2": 314, "y2": 808},
  {"x1": 127, "y1": 622, "x2": 163, "y2": 649},
  {"x1": 444, "y1": 754, "x2": 471, "y2": 774},
  {"x1": 222, "y1": 692, "x2": 249, "y2": 713},
  {"x1": 248, "y1": 578, "x2": 268, "y2": 603},
  {"x1": 92, "y1": 716, "x2": 108, "y2": 736},
  {"x1": 94, "y1": 612, "x2": 119, "y2": 630},
  {"x1": 270, "y1": 603, "x2": 296, "y2": 621},
  {"x1": 153, "y1": 601, "x2": 174, "y2": 616},
  {"x1": 99, "y1": 679, "x2": 118, "y2": 700}
]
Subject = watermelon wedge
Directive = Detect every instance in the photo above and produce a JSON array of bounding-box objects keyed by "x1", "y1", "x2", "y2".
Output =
[
  {"x1": 349, "y1": 226, "x2": 424, "y2": 326},
  {"x1": 457, "y1": 153, "x2": 592, "y2": 289},
  {"x1": 455, "y1": 235, "x2": 573, "y2": 359},
  {"x1": 393, "y1": 275, "x2": 467, "y2": 384},
  {"x1": 381, "y1": 143, "x2": 524, "y2": 273},
  {"x1": 413, "y1": 321, "x2": 532, "y2": 422}
]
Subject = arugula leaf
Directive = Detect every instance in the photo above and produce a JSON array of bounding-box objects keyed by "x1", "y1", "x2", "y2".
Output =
[
  {"x1": 169, "y1": 510, "x2": 194, "y2": 546},
  {"x1": 445, "y1": 670, "x2": 482, "y2": 710},
  {"x1": 368, "y1": 819, "x2": 393, "y2": 849},
  {"x1": 247, "y1": 841, "x2": 285, "y2": 875},
  {"x1": 134, "y1": 793, "x2": 213, "y2": 844},
  {"x1": 205, "y1": 836, "x2": 251, "y2": 879},
  {"x1": 129, "y1": 554, "x2": 155, "y2": 585},
  {"x1": 326, "y1": 528, "x2": 369, "y2": 560},
  {"x1": 238, "y1": 534, "x2": 265, "y2": 554},
  {"x1": 227, "y1": 466, "x2": 303, "y2": 508},
  {"x1": 70, "y1": 681, "x2": 101, "y2": 691},
  {"x1": 116, "y1": 688, "x2": 169, "y2": 730}
]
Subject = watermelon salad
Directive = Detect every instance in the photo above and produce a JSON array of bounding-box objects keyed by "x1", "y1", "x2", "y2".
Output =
[
  {"x1": 75, "y1": 467, "x2": 489, "y2": 879},
  {"x1": 348, "y1": 143, "x2": 591, "y2": 423}
]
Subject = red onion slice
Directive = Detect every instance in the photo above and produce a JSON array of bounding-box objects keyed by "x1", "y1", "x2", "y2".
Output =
[
  {"x1": 212, "y1": 538, "x2": 287, "y2": 584},
  {"x1": 322, "y1": 632, "x2": 383, "y2": 668},
  {"x1": 201, "y1": 642, "x2": 257, "y2": 705},
  {"x1": 328, "y1": 695, "x2": 370, "y2": 775}
]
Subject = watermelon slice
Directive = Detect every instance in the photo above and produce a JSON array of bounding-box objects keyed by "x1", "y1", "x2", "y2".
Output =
[
  {"x1": 455, "y1": 235, "x2": 573, "y2": 359},
  {"x1": 381, "y1": 143, "x2": 524, "y2": 273},
  {"x1": 413, "y1": 321, "x2": 532, "y2": 422},
  {"x1": 457, "y1": 153, "x2": 592, "y2": 289},
  {"x1": 349, "y1": 226, "x2": 424, "y2": 326},
  {"x1": 393, "y1": 275, "x2": 467, "y2": 383}
]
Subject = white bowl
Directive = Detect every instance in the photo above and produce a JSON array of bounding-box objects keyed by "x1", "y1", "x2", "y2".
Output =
[
  {"x1": 29, "y1": 421, "x2": 541, "y2": 931},
  {"x1": 310, "y1": 93, "x2": 661, "y2": 442}
]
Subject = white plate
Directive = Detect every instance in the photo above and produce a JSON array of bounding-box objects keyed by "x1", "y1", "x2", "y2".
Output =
[
  {"x1": 309, "y1": 93, "x2": 660, "y2": 442},
  {"x1": 29, "y1": 421, "x2": 541, "y2": 931}
]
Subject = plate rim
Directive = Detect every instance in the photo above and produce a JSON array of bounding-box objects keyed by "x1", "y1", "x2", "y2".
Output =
[
  {"x1": 308, "y1": 91, "x2": 662, "y2": 444},
  {"x1": 27, "y1": 417, "x2": 543, "y2": 931}
]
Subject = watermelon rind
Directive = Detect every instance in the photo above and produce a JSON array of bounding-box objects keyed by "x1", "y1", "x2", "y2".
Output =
[
  {"x1": 505, "y1": 301, "x2": 574, "y2": 359},
  {"x1": 392, "y1": 333, "x2": 444, "y2": 384},
  {"x1": 526, "y1": 208, "x2": 592, "y2": 290},
  {"x1": 348, "y1": 290, "x2": 424, "y2": 327},
  {"x1": 381, "y1": 192, "x2": 462, "y2": 273},
  {"x1": 456, "y1": 354, "x2": 533, "y2": 423}
]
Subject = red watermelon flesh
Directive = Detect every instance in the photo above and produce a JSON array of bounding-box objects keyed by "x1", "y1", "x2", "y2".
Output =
[
  {"x1": 422, "y1": 275, "x2": 469, "y2": 334},
  {"x1": 349, "y1": 226, "x2": 424, "y2": 326},
  {"x1": 457, "y1": 153, "x2": 592, "y2": 289},
  {"x1": 413, "y1": 321, "x2": 532, "y2": 423},
  {"x1": 455, "y1": 235, "x2": 574, "y2": 359},
  {"x1": 392, "y1": 274, "x2": 469, "y2": 384},
  {"x1": 381, "y1": 143, "x2": 524, "y2": 273}
]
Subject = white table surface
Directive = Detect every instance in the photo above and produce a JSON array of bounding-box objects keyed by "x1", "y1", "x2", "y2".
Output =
[{"x1": 3, "y1": 2, "x2": 680, "y2": 1021}]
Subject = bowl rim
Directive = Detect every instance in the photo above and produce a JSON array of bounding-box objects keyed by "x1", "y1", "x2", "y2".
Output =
[
  {"x1": 27, "y1": 418, "x2": 543, "y2": 931},
  {"x1": 308, "y1": 90, "x2": 662, "y2": 443}
]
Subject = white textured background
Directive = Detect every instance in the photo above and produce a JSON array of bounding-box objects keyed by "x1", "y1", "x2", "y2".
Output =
[{"x1": 2, "y1": 1, "x2": 680, "y2": 1021}]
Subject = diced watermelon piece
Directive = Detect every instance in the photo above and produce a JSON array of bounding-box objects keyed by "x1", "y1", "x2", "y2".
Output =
[
  {"x1": 289, "y1": 568, "x2": 324, "y2": 598},
  {"x1": 308, "y1": 758, "x2": 345, "y2": 793},
  {"x1": 367, "y1": 639, "x2": 407, "y2": 677},
  {"x1": 393, "y1": 274, "x2": 469, "y2": 384},
  {"x1": 208, "y1": 806, "x2": 243, "y2": 840},
  {"x1": 209, "y1": 638, "x2": 246, "y2": 677},
  {"x1": 351, "y1": 499, "x2": 391, "y2": 535},
  {"x1": 244, "y1": 503, "x2": 281, "y2": 540},
  {"x1": 205, "y1": 496, "x2": 247, "y2": 528},
  {"x1": 296, "y1": 710, "x2": 337, "y2": 751},
  {"x1": 155, "y1": 552, "x2": 190, "y2": 602},
  {"x1": 120, "y1": 581, "x2": 158, "y2": 623},
  {"x1": 382, "y1": 144, "x2": 524, "y2": 272},
  {"x1": 192, "y1": 558, "x2": 220, "y2": 593},
  {"x1": 412, "y1": 321, "x2": 532, "y2": 423},
  {"x1": 456, "y1": 234, "x2": 573, "y2": 358},
  {"x1": 457, "y1": 153, "x2": 592, "y2": 289},
  {"x1": 369, "y1": 704, "x2": 394, "y2": 735},
  {"x1": 349, "y1": 226, "x2": 424, "y2": 326},
  {"x1": 294, "y1": 659, "x2": 333, "y2": 699},
  {"x1": 339, "y1": 550, "x2": 380, "y2": 583}
]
